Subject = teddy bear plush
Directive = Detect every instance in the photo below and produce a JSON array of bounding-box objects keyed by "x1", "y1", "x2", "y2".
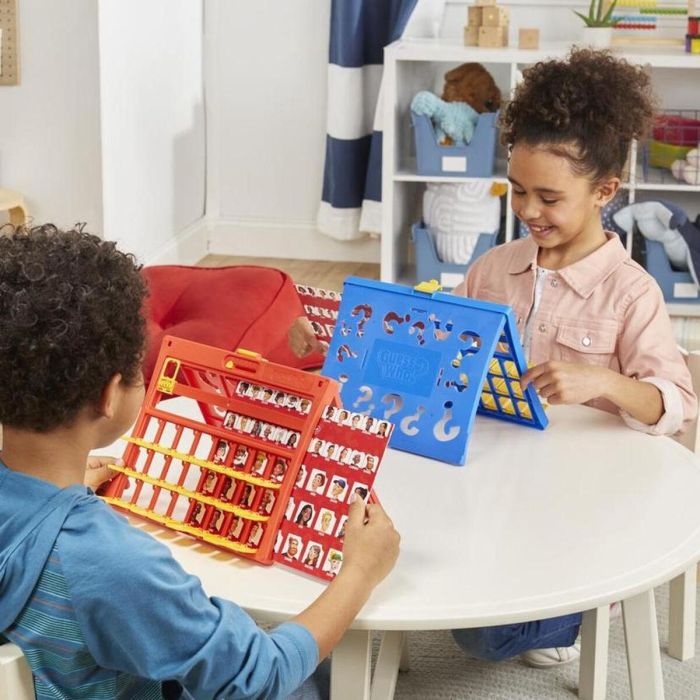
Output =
[
  {"x1": 441, "y1": 62, "x2": 501, "y2": 113},
  {"x1": 410, "y1": 63, "x2": 501, "y2": 146}
]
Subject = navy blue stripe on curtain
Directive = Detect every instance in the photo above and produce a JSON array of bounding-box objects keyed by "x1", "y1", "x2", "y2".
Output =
[
  {"x1": 321, "y1": 131, "x2": 383, "y2": 208},
  {"x1": 320, "y1": 0, "x2": 418, "y2": 238},
  {"x1": 330, "y1": 0, "x2": 417, "y2": 68}
]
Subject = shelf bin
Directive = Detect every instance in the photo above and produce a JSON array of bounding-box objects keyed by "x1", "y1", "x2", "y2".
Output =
[
  {"x1": 411, "y1": 222, "x2": 496, "y2": 290},
  {"x1": 411, "y1": 111, "x2": 498, "y2": 177},
  {"x1": 646, "y1": 240, "x2": 699, "y2": 303}
]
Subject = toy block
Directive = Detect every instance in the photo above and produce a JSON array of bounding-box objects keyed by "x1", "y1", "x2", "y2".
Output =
[
  {"x1": 464, "y1": 24, "x2": 479, "y2": 46},
  {"x1": 687, "y1": 34, "x2": 700, "y2": 53},
  {"x1": 518, "y1": 28, "x2": 540, "y2": 50},
  {"x1": 482, "y1": 6, "x2": 510, "y2": 27},
  {"x1": 468, "y1": 6, "x2": 483, "y2": 25},
  {"x1": 689, "y1": 16, "x2": 700, "y2": 34},
  {"x1": 478, "y1": 25, "x2": 508, "y2": 48},
  {"x1": 475, "y1": 0, "x2": 497, "y2": 6}
]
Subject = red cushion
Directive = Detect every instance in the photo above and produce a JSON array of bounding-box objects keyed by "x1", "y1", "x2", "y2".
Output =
[{"x1": 142, "y1": 265, "x2": 324, "y2": 382}]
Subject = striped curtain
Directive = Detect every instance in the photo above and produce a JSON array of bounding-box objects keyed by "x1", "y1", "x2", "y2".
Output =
[{"x1": 318, "y1": 0, "x2": 419, "y2": 241}]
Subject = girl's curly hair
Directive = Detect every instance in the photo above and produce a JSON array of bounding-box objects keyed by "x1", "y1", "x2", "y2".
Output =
[
  {"x1": 501, "y1": 48, "x2": 656, "y2": 183},
  {"x1": 0, "y1": 224, "x2": 147, "y2": 431}
]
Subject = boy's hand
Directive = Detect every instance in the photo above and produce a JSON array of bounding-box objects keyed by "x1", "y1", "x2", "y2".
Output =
[
  {"x1": 340, "y1": 500, "x2": 400, "y2": 589},
  {"x1": 84, "y1": 456, "x2": 123, "y2": 492},
  {"x1": 288, "y1": 316, "x2": 327, "y2": 358},
  {"x1": 521, "y1": 361, "x2": 610, "y2": 405}
]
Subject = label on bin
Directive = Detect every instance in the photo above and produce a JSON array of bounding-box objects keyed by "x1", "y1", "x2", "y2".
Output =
[
  {"x1": 440, "y1": 272, "x2": 465, "y2": 289},
  {"x1": 673, "y1": 282, "x2": 699, "y2": 299},
  {"x1": 442, "y1": 156, "x2": 468, "y2": 173}
]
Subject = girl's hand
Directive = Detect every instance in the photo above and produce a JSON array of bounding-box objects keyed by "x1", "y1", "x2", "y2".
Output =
[
  {"x1": 84, "y1": 456, "x2": 123, "y2": 492},
  {"x1": 288, "y1": 316, "x2": 327, "y2": 358},
  {"x1": 521, "y1": 361, "x2": 611, "y2": 405}
]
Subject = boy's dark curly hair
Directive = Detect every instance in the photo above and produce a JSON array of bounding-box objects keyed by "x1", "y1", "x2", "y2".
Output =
[
  {"x1": 501, "y1": 48, "x2": 656, "y2": 183},
  {"x1": 0, "y1": 224, "x2": 147, "y2": 431}
]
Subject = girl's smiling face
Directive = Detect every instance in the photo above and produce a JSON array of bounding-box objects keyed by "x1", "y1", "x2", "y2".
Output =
[{"x1": 508, "y1": 143, "x2": 619, "y2": 267}]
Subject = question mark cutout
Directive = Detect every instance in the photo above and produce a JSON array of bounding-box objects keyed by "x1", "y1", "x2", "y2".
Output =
[
  {"x1": 434, "y1": 400, "x2": 460, "y2": 442},
  {"x1": 383, "y1": 311, "x2": 411, "y2": 335},
  {"x1": 353, "y1": 385, "x2": 373, "y2": 411},
  {"x1": 451, "y1": 330, "x2": 482, "y2": 368},
  {"x1": 400, "y1": 406, "x2": 425, "y2": 436},
  {"x1": 408, "y1": 320, "x2": 426, "y2": 345},
  {"x1": 351, "y1": 304, "x2": 373, "y2": 337},
  {"x1": 381, "y1": 393, "x2": 404, "y2": 420},
  {"x1": 445, "y1": 373, "x2": 469, "y2": 393},
  {"x1": 429, "y1": 313, "x2": 454, "y2": 341},
  {"x1": 337, "y1": 344, "x2": 358, "y2": 363}
]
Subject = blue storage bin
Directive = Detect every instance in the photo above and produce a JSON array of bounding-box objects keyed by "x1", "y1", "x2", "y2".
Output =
[
  {"x1": 411, "y1": 222, "x2": 497, "y2": 290},
  {"x1": 411, "y1": 110, "x2": 499, "y2": 177},
  {"x1": 646, "y1": 240, "x2": 700, "y2": 302}
]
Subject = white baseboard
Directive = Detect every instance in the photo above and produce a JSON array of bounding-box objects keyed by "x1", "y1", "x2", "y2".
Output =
[
  {"x1": 207, "y1": 217, "x2": 381, "y2": 263},
  {"x1": 144, "y1": 218, "x2": 209, "y2": 266}
]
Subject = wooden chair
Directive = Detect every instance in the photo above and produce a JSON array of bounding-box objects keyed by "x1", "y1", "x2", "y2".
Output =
[
  {"x1": 0, "y1": 642, "x2": 33, "y2": 699},
  {"x1": 667, "y1": 349, "x2": 700, "y2": 661}
]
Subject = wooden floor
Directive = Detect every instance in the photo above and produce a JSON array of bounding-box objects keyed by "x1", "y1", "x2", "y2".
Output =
[{"x1": 198, "y1": 254, "x2": 379, "y2": 292}]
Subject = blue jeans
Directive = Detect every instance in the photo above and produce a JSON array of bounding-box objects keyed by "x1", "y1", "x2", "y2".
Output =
[{"x1": 452, "y1": 613, "x2": 582, "y2": 662}]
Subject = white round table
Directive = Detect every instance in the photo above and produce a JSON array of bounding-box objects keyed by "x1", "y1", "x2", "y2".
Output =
[{"x1": 122, "y1": 404, "x2": 700, "y2": 700}]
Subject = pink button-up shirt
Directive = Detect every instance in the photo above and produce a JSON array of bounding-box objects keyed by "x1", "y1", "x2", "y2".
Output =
[{"x1": 454, "y1": 233, "x2": 697, "y2": 435}]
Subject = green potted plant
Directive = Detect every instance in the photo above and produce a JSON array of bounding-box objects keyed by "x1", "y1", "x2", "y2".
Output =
[{"x1": 574, "y1": 0, "x2": 619, "y2": 47}]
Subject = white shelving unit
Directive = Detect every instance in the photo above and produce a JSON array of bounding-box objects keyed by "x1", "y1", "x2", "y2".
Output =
[{"x1": 381, "y1": 38, "x2": 700, "y2": 317}]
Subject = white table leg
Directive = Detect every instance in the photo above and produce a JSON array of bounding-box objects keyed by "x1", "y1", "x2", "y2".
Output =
[
  {"x1": 399, "y1": 633, "x2": 410, "y2": 672},
  {"x1": 579, "y1": 605, "x2": 610, "y2": 700},
  {"x1": 668, "y1": 567, "x2": 697, "y2": 661},
  {"x1": 370, "y1": 631, "x2": 405, "y2": 700},
  {"x1": 622, "y1": 590, "x2": 664, "y2": 700},
  {"x1": 331, "y1": 629, "x2": 372, "y2": 700}
]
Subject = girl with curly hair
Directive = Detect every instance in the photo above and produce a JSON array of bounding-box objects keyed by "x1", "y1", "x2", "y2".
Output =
[{"x1": 452, "y1": 48, "x2": 696, "y2": 669}]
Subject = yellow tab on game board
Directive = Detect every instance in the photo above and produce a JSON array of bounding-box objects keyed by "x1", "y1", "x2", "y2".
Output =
[
  {"x1": 517, "y1": 401, "x2": 532, "y2": 419},
  {"x1": 414, "y1": 279, "x2": 442, "y2": 294},
  {"x1": 481, "y1": 392, "x2": 497, "y2": 410},
  {"x1": 489, "y1": 358, "x2": 502, "y2": 375},
  {"x1": 498, "y1": 396, "x2": 516, "y2": 415},
  {"x1": 503, "y1": 360, "x2": 519, "y2": 378},
  {"x1": 156, "y1": 358, "x2": 181, "y2": 394},
  {"x1": 511, "y1": 380, "x2": 523, "y2": 398},
  {"x1": 492, "y1": 377, "x2": 509, "y2": 396}
]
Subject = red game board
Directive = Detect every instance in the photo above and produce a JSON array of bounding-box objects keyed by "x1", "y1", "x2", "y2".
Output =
[{"x1": 102, "y1": 335, "x2": 391, "y2": 581}]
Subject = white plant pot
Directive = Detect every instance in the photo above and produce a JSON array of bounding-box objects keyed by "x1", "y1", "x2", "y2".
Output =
[{"x1": 581, "y1": 26, "x2": 613, "y2": 48}]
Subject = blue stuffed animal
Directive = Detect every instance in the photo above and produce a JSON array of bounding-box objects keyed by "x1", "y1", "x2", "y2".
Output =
[{"x1": 410, "y1": 91, "x2": 479, "y2": 146}]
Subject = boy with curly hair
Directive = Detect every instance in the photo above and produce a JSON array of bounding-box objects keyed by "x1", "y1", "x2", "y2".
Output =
[{"x1": 0, "y1": 224, "x2": 400, "y2": 699}]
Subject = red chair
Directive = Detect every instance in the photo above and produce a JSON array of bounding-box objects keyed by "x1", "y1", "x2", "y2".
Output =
[{"x1": 142, "y1": 265, "x2": 324, "y2": 383}]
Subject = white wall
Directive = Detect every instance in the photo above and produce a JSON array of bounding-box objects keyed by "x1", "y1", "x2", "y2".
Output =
[
  {"x1": 98, "y1": 0, "x2": 206, "y2": 264},
  {"x1": 0, "y1": 0, "x2": 102, "y2": 230},
  {"x1": 205, "y1": 0, "x2": 381, "y2": 262}
]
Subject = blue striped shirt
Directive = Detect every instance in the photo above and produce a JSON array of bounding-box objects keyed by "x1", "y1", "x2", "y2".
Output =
[{"x1": 0, "y1": 463, "x2": 318, "y2": 699}]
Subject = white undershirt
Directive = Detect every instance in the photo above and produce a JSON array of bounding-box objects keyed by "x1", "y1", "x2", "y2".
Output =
[{"x1": 522, "y1": 267, "x2": 553, "y2": 361}]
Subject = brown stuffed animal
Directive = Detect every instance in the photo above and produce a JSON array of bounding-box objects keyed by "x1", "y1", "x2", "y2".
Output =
[{"x1": 442, "y1": 63, "x2": 501, "y2": 114}]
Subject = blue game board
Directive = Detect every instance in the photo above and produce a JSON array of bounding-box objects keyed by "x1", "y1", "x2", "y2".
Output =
[{"x1": 321, "y1": 277, "x2": 548, "y2": 465}]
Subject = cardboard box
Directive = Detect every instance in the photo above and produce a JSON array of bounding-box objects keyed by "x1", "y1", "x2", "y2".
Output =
[
  {"x1": 478, "y1": 25, "x2": 508, "y2": 47},
  {"x1": 475, "y1": 0, "x2": 497, "y2": 5},
  {"x1": 482, "y1": 6, "x2": 510, "y2": 27},
  {"x1": 468, "y1": 6, "x2": 483, "y2": 25},
  {"x1": 518, "y1": 28, "x2": 540, "y2": 50},
  {"x1": 464, "y1": 24, "x2": 479, "y2": 46}
]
